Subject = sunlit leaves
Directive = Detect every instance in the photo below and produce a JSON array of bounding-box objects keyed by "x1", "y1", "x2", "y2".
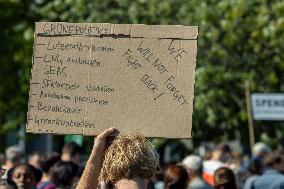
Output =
[{"x1": 0, "y1": 0, "x2": 283, "y2": 146}]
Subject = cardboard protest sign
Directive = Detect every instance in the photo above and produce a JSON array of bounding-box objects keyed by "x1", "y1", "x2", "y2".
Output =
[{"x1": 26, "y1": 22, "x2": 198, "y2": 138}]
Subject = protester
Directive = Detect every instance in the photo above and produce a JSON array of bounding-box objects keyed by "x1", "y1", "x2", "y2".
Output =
[
  {"x1": 28, "y1": 152, "x2": 43, "y2": 170},
  {"x1": 36, "y1": 153, "x2": 60, "y2": 189},
  {"x1": 8, "y1": 163, "x2": 40, "y2": 189},
  {"x1": 203, "y1": 144, "x2": 231, "y2": 186},
  {"x1": 243, "y1": 158, "x2": 263, "y2": 189},
  {"x1": 148, "y1": 163, "x2": 173, "y2": 189},
  {"x1": 252, "y1": 142, "x2": 271, "y2": 160},
  {"x1": 181, "y1": 155, "x2": 211, "y2": 189},
  {"x1": 76, "y1": 127, "x2": 159, "y2": 189},
  {"x1": 252, "y1": 151, "x2": 284, "y2": 189},
  {"x1": 163, "y1": 165, "x2": 188, "y2": 189},
  {"x1": 150, "y1": 167, "x2": 165, "y2": 189},
  {"x1": 99, "y1": 134, "x2": 159, "y2": 189},
  {"x1": 49, "y1": 161, "x2": 79, "y2": 189},
  {"x1": 61, "y1": 142, "x2": 82, "y2": 166},
  {"x1": 229, "y1": 153, "x2": 247, "y2": 189},
  {"x1": 214, "y1": 167, "x2": 237, "y2": 189},
  {"x1": 4, "y1": 146, "x2": 24, "y2": 171}
]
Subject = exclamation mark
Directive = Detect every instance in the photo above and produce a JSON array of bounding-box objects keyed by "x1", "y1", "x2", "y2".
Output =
[{"x1": 154, "y1": 93, "x2": 164, "y2": 100}]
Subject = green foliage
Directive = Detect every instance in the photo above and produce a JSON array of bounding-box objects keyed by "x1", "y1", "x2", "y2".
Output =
[
  {"x1": 0, "y1": 0, "x2": 37, "y2": 134},
  {"x1": 1, "y1": 0, "x2": 283, "y2": 148}
]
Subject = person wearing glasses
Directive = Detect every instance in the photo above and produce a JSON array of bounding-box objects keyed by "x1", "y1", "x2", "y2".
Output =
[{"x1": 7, "y1": 163, "x2": 40, "y2": 189}]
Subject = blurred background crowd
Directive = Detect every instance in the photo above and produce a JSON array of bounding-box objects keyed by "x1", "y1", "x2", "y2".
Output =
[{"x1": 1, "y1": 141, "x2": 284, "y2": 189}]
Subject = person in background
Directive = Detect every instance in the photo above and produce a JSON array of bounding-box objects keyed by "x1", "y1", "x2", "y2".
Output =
[
  {"x1": 203, "y1": 151, "x2": 212, "y2": 161},
  {"x1": 4, "y1": 146, "x2": 24, "y2": 172},
  {"x1": 279, "y1": 150, "x2": 284, "y2": 174},
  {"x1": 229, "y1": 153, "x2": 247, "y2": 189},
  {"x1": 203, "y1": 144, "x2": 231, "y2": 186},
  {"x1": 252, "y1": 142, "x2": 271, "y2": 162},
  {"x1": 243, "y1": 158, "x2": 263, "y2": 189},
  {"x1": 28, "y1": 152, "x2": 43, "y2": 170},
  {"x1": 49, "y1": 161, "x2": 79, "y2": 189},
  {"x1": 218, "y1": 144, "x2": 232, "y2": 165},
  {"x1": 214, "y1": 167, "x2": 237, "y2": 189},
  {"x1": 151, "y1": 167, "x2": 165, "y2": 189},
  {"x1": 7, "y1": 163, "x2": 40, "y2": 189},
  {"x1": 164, "y1": 165, "x2": 188, "y2": 189},
  {"x1": 252, "y1": 151, "x2": 284, "y2": 189},
  {"x1": 76, "y1": 127, "x2": 159, "y2": 189},
  {"x1": 36, "y1": 153, "x2": 60, "y2": 189},
  {"x1": 181, "y1": 155, "x2": 211, "y2": 189},
  {"x1": 148, "y1": 163, "x2": 175, "y2": 189},
  {"x1": 61, "y1": 142, "x2": 82, "y2": 166}
]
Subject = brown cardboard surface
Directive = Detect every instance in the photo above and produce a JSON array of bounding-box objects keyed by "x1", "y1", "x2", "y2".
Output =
[{"x1": 27, "y1": 22, "x2": 198, "y2": 138}]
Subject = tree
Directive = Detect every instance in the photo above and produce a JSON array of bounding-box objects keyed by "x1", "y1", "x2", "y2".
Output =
[
  {"x1": 0, "y1": 0, "x2": 36, "y2": 137},
  {"x1": 1, "y1": 0, "x2": 283, "y2": 151}
]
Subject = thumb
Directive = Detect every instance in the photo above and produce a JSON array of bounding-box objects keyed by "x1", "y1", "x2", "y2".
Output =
[{"x1": 96, "y1": 127, "x2": 117, "y2": 141}]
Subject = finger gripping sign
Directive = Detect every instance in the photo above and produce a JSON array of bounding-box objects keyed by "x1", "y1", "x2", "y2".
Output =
[{"x1": 26, "y1": 22, "x2": 198, "y2": 138}]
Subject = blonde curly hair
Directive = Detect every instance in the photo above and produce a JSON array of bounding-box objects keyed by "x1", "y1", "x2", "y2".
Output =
[{"x1": 99, "y1": 135, "x2": 159, "y2": 184}]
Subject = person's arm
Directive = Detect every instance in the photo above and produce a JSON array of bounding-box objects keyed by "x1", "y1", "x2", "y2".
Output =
[{"x1": 76, "y1": 127, "x2": 116, "y2": 189}]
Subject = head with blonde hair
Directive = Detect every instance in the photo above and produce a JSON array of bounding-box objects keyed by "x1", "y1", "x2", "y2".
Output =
[{"x1": 99, "y1": 135, "x2": 159, "y2": 184}]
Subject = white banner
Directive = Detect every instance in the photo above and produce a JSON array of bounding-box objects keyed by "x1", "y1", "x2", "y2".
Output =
[{"x1": 251, "y1": 93, "x2": 284, "y2": 120}]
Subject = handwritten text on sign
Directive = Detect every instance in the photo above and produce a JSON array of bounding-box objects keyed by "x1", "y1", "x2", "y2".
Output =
[{"x1": 26, "y1": 22, "x2": 198, "y2": 138}]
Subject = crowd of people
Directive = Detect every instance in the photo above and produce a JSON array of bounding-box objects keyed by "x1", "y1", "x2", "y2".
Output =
[{"x1": 0, "y1": 128, "x2": 284, "y2": 189}]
